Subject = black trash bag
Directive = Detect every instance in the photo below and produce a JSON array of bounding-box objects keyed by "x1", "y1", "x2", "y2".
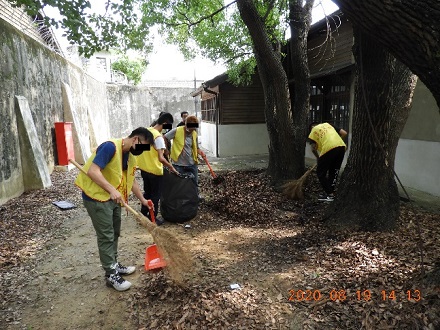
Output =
[{"x1": 160, "y1": 169, "x2": 198, "y2": 223}]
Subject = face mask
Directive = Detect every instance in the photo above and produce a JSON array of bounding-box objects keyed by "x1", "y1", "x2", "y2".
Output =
[{"x1": 129, "y1": 145, "x2": 144, "y2": 156}]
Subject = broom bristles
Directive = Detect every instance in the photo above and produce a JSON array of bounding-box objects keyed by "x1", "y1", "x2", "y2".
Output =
[
  {"x1": 281, "y1": 165, "x2": 316, "y2": 200},
  {"x1": 132, "y1": 212, "x2": 194, "y2": 286}
]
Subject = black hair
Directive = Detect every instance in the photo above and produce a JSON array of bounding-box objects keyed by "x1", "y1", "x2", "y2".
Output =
[
  {"x1": 157, "y1": 112, "x2": 174, "y2": 125},
  {"x1": 129, "y1": 127, "x2": 153, "y2": 143},
  {"x1": 308, "y1": 121, "x2": 319, "y2": 133},
  {"x1": 180, "y1": 111, "x2": 189, "y2": 118}
]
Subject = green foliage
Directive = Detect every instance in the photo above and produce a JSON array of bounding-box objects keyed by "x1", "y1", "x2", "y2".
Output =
[
  {"x1": 7, "y1": 0, "x2": 152, "y2": 57},
  {"x1": 7, "y1": 0, "x2": 288, "y2": 82},
  {"x1": 111, "y1": 55, "x2": 147, "y2": 85},
  {"x1": 141, "y1": 0, "x2": 288, "y2": 85}
]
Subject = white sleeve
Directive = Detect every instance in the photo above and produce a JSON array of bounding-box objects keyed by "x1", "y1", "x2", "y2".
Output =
[{"x1": 154, "y1": 136, "x2": 166, "y2": 150}]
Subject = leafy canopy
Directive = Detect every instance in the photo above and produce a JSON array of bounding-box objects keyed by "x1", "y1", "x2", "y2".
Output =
[
  {"x1": 7, "y1": 0, "x2": 152, "y2": 57},
  {"x1": 140, "y1": 0, "x2": 288, "y2": 84},
  {"x1": 111, "y1": 55, "x2": 148, "y2": 85},
  {"x1": 8, "y1": 0, "x2": 288, "y2": 82}
]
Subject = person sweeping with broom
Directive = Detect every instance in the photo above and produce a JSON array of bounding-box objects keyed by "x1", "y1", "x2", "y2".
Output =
[
  {"x1": 308, "y1": 122, "x2": 347, "y2": 202},
  {"x1": 74, "y1": 127, "x2": 154, "y2": 291}
]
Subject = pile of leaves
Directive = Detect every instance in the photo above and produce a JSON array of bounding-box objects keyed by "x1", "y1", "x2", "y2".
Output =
[
  {"x1": 0, "y1": 169, "x2": 82, "y2": 324},
  {"x1": 0, "y1": 170, "x2": 82, "y2": 270},
  {"x1": 1, "y1": 168, "x2": 439, "y2": 329},
  {"x1": 199, "y1": 169, "x2": 323, "y2": 227},
  {"x1": 130, "y1": 272, "x2": 291, "y2": 329},
  {"x1": 129, "y1": 169, "x2": 440, "y2": 329}
]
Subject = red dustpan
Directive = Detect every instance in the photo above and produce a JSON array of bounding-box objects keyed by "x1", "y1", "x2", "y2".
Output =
[{"x1": 144, "y1": 201, "x2": 167, "y2": 271}]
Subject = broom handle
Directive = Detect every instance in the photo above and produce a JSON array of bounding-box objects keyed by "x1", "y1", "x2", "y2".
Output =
[
  {"x1": 68, "y1": 158, "x2": 148, "y2": 220},
  {"x1": 308, "y1": 164, "x2": 317, "y2": 174}
]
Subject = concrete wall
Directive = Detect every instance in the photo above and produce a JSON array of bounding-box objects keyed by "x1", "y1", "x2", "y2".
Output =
[
  {"x1": 106, "y1": 85, "x2": 195, "y2": 138},
  {"x1": 200, "y1": 122, "x2": 217, "y2": 155},
  {"x1": 218, "y1": 124, "x2": 269, "y2": 157},
  {"x1": 395, "y1": 80, "x2": 440, "y2": 196},
  {"x1": 201, "y1": 122, "x2": 269, "y2": 157},
  {"x1": 401, "y1": 81, "x2": 440, "y2": 142},
  {"x1": 1, "y1": 18, "x2": 71, "y2": 204},
  {"x1": 0, "y1": 18, "x2": 198, "y2": 205},
  {"x1": 395, "y1": 139, "x2": 440, "y2": 196}
]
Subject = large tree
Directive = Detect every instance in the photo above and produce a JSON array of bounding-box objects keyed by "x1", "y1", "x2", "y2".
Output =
[
  {"x1": 325, "y1": 28, "x2": 417, "y2": 231},
  {"x1": 288, "y1": 0, "x2": 314, "y2": 178},
  {"x1": 148, "y1": 0, "x2": 314, "y2": 181},
  {"x1": 235, "y1": 0, "x2": 295, "y2": 180},
  {"x1": 331, "y1": 0, "x2": 440, "y2": 110}
]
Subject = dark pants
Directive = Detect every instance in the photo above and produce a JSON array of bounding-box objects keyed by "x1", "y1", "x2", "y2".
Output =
[
  {"x1": 83, "y1": 199, "x2": 121, "y2": 275},
  {"x1": 140, "y1": 171, "x2": 163, "y2": 219},
  {"x1": 317, "y1": 146, "x2": 345, "y2": 195}
]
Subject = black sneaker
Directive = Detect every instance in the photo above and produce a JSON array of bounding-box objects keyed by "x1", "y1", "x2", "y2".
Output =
[
  {"x1": 105, "y1": 273, "x2": 131, "y2": 291},
  {"x1": 155, "y1": 216, "x2": 165, "y2": 226},
  {"x1": 115, "y1": 262, "x2": 136, "y2": 275}
]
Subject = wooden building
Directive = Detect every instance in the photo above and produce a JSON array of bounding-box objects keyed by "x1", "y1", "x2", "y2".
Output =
[
  {"x1": 191, "y1": 73, "x2": 267, "y2": 157},
  {"x1": 193, "y1": 12, "x2": 354, "y2": 157},
  {"x1": 192, "y1": 12, "x2": 440, "y2": 198}
]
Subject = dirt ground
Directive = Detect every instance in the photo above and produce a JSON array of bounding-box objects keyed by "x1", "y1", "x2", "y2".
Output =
[{"x1": 1, "y1": 164, "x2": 439, "y2": 330}]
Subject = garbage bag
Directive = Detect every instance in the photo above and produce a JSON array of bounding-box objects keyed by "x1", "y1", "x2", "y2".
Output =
[{"x1": 160, "y1": 169, "x2": 198, "y2": 223}]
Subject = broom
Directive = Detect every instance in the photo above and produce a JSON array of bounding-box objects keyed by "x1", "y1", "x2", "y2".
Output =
[
  {"x1": 281, "y1": 165, "x2": 316, "y2": 200},
  {"x1": 69, "y1": 159, "x2": 193, "y2": 285}
]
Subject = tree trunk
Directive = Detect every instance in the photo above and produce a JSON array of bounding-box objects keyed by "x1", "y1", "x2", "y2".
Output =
[
  {"x1": 236, "y1": 0, "x2": 302, "y2": 181},
  {"x1": 325, "y1": 28, "x2": 417, "y2": 231},
  {"x1": 288, "y1": 0, "x2": 314, "y2": 176},
  {"x1": 331, "y1": 0, "x2": 440, "y2": 110}
]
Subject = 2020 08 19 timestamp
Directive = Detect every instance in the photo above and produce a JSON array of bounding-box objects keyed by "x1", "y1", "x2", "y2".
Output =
[{"x1": 287, "y1": 289, "x2": 422, "y2": 302}]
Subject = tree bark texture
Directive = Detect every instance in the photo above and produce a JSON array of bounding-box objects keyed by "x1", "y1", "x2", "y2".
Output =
[
  {"x1": 325, "y1": 28, "x2": 417, "y2": 231},
  {"x1": 288, "y1": 0, "x2": 314, "y2": 177},
  {"x1": 237, "y1": 0, "x2": 300, "y2": 181},
  {"x1": 332, "y1": 0, "x2": 440, "y2": 110}
]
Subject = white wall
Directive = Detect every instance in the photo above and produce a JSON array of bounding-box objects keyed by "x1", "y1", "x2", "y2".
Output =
[
  {"x1": 395, "y1": 139, "x2": 440, "y2": 197},
  {"x1": 200, "y1": 122, "x2": 217, "y2": 155},
  {"x1": 217, "y1": 124, "x2": 269, "y2": 157}
]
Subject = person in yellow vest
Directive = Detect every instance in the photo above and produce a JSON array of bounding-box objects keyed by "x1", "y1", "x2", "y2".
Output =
[
  {"x1": 137, "y1": 112, "x2": 179, "y2": 225},
  {"x1": 164, "y1": 115, "x2": 206, "y2": 196},
  {"x1": 74, "y1": 127, "x2": 153, "y2": 292},
  {"x1": 308, "y1": 122, "x2": 347, "y2": 202}
]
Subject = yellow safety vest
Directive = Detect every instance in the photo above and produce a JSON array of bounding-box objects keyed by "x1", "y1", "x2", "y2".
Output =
[
  {"x1": 170, "y1": 126, "x2": 198, "y2": 163},
  {"x1": 136, "y1": 128, "x2": 163, "y2": 175},
  {"x1": 308, "y1": 123, "x2": 346, "y2": 157},
  {"x1": 74, "y1": 139, "x2": 137, "y2": 202}
]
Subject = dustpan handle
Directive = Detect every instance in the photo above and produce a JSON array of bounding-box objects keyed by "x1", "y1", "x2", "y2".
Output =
[
  {"x1": 147, "y1": 200, "x2": 155, "y2": 223},
  {"x1": 201, "y1": 154, "x2": 217, "y2": 179}
]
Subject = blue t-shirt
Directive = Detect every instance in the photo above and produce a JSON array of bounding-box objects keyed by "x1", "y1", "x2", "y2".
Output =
[{"x1": 82, "y1": 141, "x2": 128, "y2": 200}]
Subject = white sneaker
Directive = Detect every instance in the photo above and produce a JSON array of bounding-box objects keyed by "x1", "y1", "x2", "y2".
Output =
[
  {"x1": 115, "y1": 262, "x2": 136, "y2": 275},
  {"x1": 105, "y1": 273, "x2": 132, "y2": 291},
  {"x1": 318, "y1": 194, "x2": 334, "y2": 202}
]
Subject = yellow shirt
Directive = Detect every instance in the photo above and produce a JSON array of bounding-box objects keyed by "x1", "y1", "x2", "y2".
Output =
[{"x1": 308, "y1": 123, "x2": 346, "y2": 157}]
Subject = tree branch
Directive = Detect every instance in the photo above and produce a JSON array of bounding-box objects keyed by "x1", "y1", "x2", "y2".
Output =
[
  {"x1": 169, "y1": 0, "x2": 237, "y2": 27},
  {"x1": 224, "y1": 51, "x2": 253, "y2": 64}
]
